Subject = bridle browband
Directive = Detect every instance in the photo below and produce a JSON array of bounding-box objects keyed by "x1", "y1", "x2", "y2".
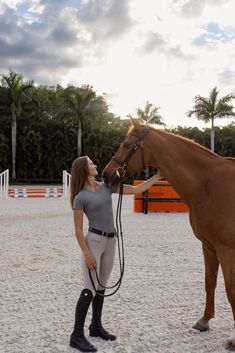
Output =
[{"x1": 112, "y1": 125, "x2": 150, "y2": 177}]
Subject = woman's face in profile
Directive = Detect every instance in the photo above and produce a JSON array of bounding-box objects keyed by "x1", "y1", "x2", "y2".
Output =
[{"x1": 87, "y1": 158, "x2": 98, "y2": 177}]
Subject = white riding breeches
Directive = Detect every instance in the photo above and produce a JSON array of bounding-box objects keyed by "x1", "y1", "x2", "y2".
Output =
[{"x1": 81, "y1": 231, "x2": 116, "y2": 296}]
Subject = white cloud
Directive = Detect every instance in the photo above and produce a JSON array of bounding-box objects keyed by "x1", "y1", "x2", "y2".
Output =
[
  {"x1": 170, "y1": 0, "x2": 206, "y2": 18},
  {"x1": 3, "y1": 0, "x2": 23, "y2": 9},
  {"x1": 219, "y1": 70, "x2": 235, "y2": 87},
  {"x1": 28, "y1": 0, "x2": 45, "y2": 15},
  {"x1": 0, "y1": 0, "x2": 235, "y2": 128}
]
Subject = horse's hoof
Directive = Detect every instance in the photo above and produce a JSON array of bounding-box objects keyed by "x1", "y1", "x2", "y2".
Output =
[{"x1": 193, "y1": 322, "x2": 209, "y2": 332}]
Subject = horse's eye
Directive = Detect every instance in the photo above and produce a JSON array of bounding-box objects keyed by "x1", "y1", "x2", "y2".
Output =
[{"x1": 122, "y1": 142, "x2": 130, "y2": 149}]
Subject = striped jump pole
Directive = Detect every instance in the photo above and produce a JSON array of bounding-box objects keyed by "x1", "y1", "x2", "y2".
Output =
[{"x1": 8, "y1": 187, "x2": 63, "y2": 198}]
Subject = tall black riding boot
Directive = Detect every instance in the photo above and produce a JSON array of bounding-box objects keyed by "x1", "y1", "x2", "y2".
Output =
[
  {"x1": 70, "y1": 289, "x2": 97, "y2": 352},
  {"x1": 89, "y1": 290, "x2": 116, "y2": 341}
]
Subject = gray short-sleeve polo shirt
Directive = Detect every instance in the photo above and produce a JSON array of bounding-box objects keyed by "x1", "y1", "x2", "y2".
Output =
[{"x1": 73, "y1": 182, "x2": 118, "y2": 233}]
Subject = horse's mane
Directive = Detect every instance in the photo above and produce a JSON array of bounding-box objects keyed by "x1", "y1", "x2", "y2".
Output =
[{"x1": 128, "y1": 124, "x2": 220, "y2": 158}]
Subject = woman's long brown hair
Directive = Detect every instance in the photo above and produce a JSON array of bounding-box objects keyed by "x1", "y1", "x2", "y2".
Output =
[{"x1": 70, "y1": 156, "x2": 89, "y2": 208}]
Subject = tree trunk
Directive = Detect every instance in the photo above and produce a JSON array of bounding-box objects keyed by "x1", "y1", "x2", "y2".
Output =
[
  {"x1": 210, "y1": 117, "x2": 215, "y2": 152},
  {"x1": 11, "y1": 120, "x2": 17, "y2": 179},
  {"x1": 77, "y1": 119, "x2": 82, "y2": 157}
]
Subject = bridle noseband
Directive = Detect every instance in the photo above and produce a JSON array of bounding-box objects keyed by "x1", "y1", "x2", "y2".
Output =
[{"x1": 112, "y1": 126, "x2": 150, "y2": 177}]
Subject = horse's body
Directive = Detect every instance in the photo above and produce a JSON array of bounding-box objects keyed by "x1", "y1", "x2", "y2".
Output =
[{"x1": 103, "y1": 122, "x2": 235, "y2": 350}]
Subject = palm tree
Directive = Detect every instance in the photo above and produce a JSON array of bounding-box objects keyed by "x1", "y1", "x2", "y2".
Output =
[
  {"x1": 129, "y1": 100, "x2": 165, "y2": 126},
  {"x1": 187, "y1": 87, "x2": 235, "y2": 152},
  {"x1": 62, "y1": 85, "x2": 96, "y2": 156},
  {"x1": 129, "y1": 101, "x2": 165, "y2": 179},
  {"x1": 1, "y1": 70, "x2": 34, "y2": 179}
]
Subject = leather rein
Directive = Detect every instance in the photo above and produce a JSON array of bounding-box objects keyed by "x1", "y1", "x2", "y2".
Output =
[{"x1": 88, "y1": 126, "x2": 150, "y2": 297}]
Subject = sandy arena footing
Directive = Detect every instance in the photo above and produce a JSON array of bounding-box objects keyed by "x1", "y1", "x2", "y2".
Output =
[{"x1": 0, "y1": 195, "x2": 232, "y2": 353}]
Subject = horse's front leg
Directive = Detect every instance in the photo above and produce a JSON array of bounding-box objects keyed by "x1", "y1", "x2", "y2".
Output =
[
  {"x1": 193, "y1": 243, "x2": 219, "y2": 331},
  {"x1": 218, "y1": 247, "x2": 235, "y2": 351}
]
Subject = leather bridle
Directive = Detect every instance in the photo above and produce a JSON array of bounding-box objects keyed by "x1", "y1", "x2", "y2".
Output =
[{"x1": 112, "y1": 125, "x2": 150, "y2": 177}]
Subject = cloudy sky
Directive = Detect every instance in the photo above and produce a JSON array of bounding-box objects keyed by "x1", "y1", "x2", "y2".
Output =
[{"x1": 1, "y1": 0, "x2": 235, "y2": 128}]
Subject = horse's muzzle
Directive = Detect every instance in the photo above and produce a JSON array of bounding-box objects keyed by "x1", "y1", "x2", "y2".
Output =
[{"x1": 103, "y1": 170, "x2": 121, "y2": 186}]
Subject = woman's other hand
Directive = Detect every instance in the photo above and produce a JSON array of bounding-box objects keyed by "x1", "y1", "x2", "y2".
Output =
[{"x1": 85, "y1": 253, "x2": 97, "y2": 270}]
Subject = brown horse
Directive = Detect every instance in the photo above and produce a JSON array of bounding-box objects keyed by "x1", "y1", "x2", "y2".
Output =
[{"x1": 103, "y1": 120, "x2": 235, "y2": 350}]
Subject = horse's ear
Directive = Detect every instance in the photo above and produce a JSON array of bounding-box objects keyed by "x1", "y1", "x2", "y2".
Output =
[{"x1": 130, "y1": 117, "x2": 140, "y2": 128}]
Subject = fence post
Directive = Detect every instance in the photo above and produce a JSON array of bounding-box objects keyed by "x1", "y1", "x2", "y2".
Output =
[
  {"x1": 0, "y1": 169, "x2": 9, "y2": 198},
  {"x1": 142, "y1": 190, "x2": 149, "y2": 214},
  {"x1": 63, "y1": 170, "x2": 71, "y2": 198}
]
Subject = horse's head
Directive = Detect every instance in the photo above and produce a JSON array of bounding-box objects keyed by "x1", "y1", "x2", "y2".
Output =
[{"x1": 103, "y1": 119, "x2": 151, "y2": 185}]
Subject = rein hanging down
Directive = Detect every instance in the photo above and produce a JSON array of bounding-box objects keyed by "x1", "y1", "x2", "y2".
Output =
[
  {"x1": 89, "y1": 126, "x2": 150, "y2": 297},
  {"x1": 88, "y1": 183, "x2": 125, "y2": 297}
]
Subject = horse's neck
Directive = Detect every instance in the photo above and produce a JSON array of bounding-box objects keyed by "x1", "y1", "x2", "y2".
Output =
[{"x1": 147, "y1": 130, "x2": 220, "y2": 203}]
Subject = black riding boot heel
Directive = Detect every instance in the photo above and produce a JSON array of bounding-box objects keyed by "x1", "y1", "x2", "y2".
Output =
[
  {"x1": 70, "y1": 289, "x2": 97, "y2": 352},
  {"x1": 89, "y1": 290, "x2": 116, "y2": 341}
]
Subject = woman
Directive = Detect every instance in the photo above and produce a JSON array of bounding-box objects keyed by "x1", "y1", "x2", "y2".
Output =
[{"x1": 70, "y1": 156, "x2": 162, "y2": 352}]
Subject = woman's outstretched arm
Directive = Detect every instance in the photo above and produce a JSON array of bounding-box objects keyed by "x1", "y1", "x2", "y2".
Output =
[{"x1": 122, "y1": 169, "x2": 163, "y2": 195}]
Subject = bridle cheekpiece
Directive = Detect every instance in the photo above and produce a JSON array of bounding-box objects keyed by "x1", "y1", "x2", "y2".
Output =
[{"x1": 112, "y1": 125, "x2": 150, "y2": 178}]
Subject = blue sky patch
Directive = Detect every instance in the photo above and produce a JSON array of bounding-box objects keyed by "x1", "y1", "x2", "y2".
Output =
[
  {"x1": 193, "y1": 21, "x2": 235, "y2": 46},
  {"x1": 67, "y1": 0, "x2": 82, "y2": 9}
]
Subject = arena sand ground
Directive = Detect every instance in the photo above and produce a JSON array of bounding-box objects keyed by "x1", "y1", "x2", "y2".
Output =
[{"x1": 0, "y1": 195, "x2": 232, "y2": 353}]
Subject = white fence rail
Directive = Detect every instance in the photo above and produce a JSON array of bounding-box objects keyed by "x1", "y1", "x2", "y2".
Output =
[
  {"x1": 0, "y1": 169, "x2": 9, "y2": 198},
  {"x1": 0, "y1": 169, "x2": 71, "y2": 199},
  {"x1": 63, "y1": 170, "x2": 71, "y2": 198}
]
